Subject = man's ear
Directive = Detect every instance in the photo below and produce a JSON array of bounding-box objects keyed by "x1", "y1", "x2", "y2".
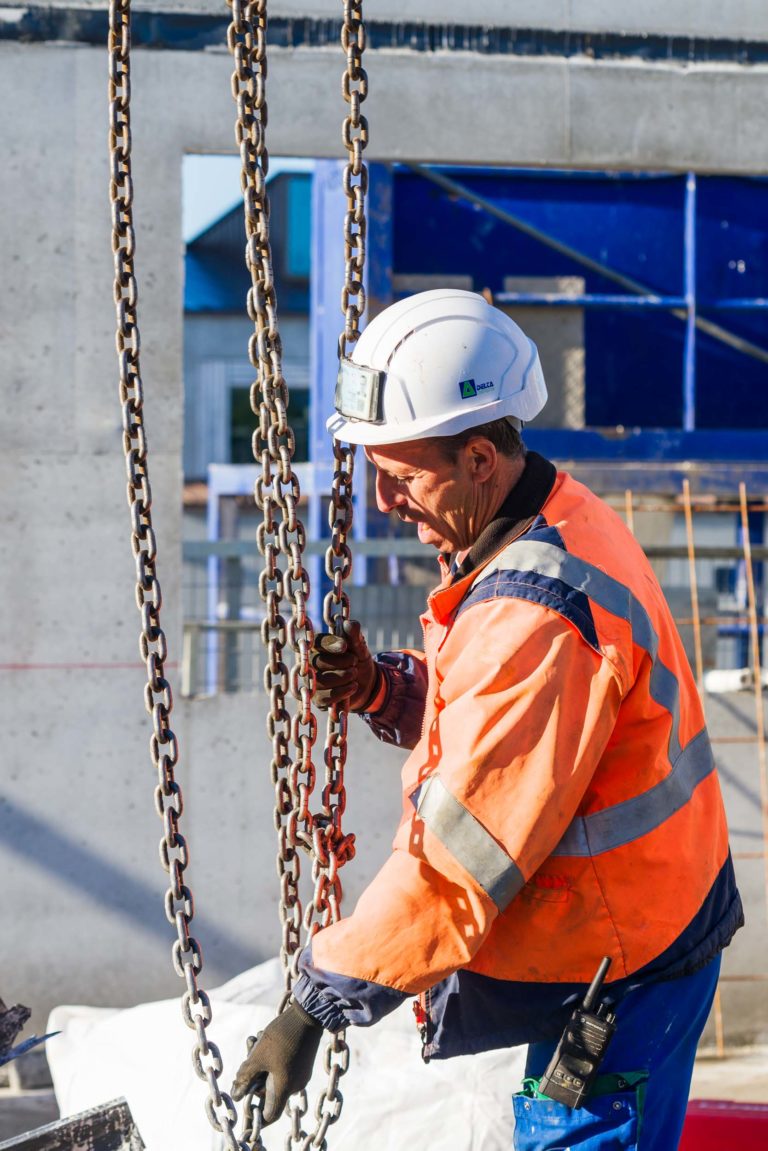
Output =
[{"x1": 466, "y1": 437, "x2": 497, "y2": 483}]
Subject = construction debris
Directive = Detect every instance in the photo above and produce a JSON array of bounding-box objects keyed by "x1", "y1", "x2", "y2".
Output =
[{"x1": 0, "y1": 1097, "x2": 145, "y2": 1151}]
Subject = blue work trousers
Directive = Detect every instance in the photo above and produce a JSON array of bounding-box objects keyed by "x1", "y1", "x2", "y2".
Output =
[{"x1": 512, "y1": 955, "x2": 721, "y2": 1150}]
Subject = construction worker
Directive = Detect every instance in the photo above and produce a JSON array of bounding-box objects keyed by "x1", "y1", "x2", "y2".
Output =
[{"x1": 233, "y1": 290, "x2": 743, "y2": 1148}]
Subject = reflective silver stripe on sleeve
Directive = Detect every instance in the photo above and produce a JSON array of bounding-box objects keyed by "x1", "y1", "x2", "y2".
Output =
[
  {"x1": 416, "y1": 774, "x2": 524, "y2": 912},
  {"x1": 480, "y1": 539, "x2": 716, "y2": 856}
]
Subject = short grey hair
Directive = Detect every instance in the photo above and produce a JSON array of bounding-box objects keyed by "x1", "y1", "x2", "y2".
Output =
[{"x1": 429, "y1": 417, "x2": 526, "y2": 463}]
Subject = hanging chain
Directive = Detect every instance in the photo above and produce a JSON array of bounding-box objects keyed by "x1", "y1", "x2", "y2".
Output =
[
  {"x1": 226, "y1": 1, "x2": 368, "y2": 1146},
  {"x1": 312, "y1": 0, "x2": 369, "y2": 934},
  {"x1": 110, "y1": 0, "x2": 367, "y2": 1142},
  {"x1": 323, "y1": 0, "x2": 368, "y2": 654},
  {"x1": 108, "y1": 3, "x2": 247, "y2": 1149},
  {"x1": 226, "y1": 0, "x2": 314, "y2": 998},
  {"x1": 302, "y1": 6, "x2": 370, "y2": 1141},
  {"x1": 338, "y1": 0, "x2": 369, "y2": 360},
  {"x1": 226, "y1": 2, "x2": 309, "y2": 1144}
]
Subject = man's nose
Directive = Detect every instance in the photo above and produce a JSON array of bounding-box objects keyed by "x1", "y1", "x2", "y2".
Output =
[{"x1": 375, "y1": 471, "x2": 401, "y2": 513}]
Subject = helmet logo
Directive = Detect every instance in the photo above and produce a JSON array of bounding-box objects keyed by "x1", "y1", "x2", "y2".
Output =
[{"x1": 459, "y1": 378, "x2": 494, "y2": 399}]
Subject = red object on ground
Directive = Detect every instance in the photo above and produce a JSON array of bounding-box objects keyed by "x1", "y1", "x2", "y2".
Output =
[{"x1": 680, "y1": 1100, "x2": 768, "y2": 1151}]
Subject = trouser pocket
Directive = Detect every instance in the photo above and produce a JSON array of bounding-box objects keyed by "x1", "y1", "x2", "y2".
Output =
[{"x1": 513, "y1": 1074, "x2": 646, "y2": 1150}]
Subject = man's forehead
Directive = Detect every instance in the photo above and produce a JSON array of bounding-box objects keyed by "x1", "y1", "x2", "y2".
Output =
[{"x1": 365, "y1": 438, "x2": 443, "y2": 469}]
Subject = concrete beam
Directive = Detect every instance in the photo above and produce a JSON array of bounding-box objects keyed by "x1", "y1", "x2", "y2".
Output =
[
  {"x1": 275, "y1": 1, "x2": 768, "y2": 40},
  {"x1": 3, "y1": 9, "x2": 768, "y2": 177},
  {"x1": 274, "y1": 0, "x2": 768, "y2": 41},
  {"x1": 17, "y1": 1, "x2": 768, "y2": 42},
  {"x1": 178, "y1": 43, "x2": 768, "y2": 176}
]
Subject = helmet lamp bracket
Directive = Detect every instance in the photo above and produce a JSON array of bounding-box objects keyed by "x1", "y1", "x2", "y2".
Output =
[{"x1": 336, "y1": 358, "x2": 385, "y2": 423}]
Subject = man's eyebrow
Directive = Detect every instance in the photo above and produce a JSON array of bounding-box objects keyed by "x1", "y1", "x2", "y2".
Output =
[{"x1": 379, "y1": 465, "x2": 415, "y2": 478}]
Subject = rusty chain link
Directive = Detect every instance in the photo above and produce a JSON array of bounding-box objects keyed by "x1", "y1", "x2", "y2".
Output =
[
  {"x1": 338, "y1": 0, "x2": 369, "y2": 362},
  {"x1": 305, "y1": 3, "x2": 371, "y2": 1144},
  {"x1": 226, "y1": 1, "x2": 369, "y2": 1146},
  {"x1": 311, "y1": 0, "x2": 369, "y2": 966},
  {"x1": 108, "y1": 2, "x2": 248, "y2": 1148},
  {"x1": 227, "y1": 2, "x2": 309, "y2": 1140},
  {"x1": 110, "y1": 0, "x2": 366, "y2": 1142}
]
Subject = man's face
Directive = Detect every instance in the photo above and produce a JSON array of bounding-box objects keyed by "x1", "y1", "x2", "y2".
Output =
[{"x1": 365, "y1": 438, "x2": 476, "y2": 553}]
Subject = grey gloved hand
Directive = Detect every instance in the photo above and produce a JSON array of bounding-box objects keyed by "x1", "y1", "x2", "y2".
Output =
[
  {"x1": 309, "y1": 619, "x2": 382, "y2": 712},
  {"x1": 231, "y1": 1000, "x2": 323, "y2": 1124}
]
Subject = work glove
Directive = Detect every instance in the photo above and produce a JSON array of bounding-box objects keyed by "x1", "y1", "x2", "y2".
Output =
[
  {"x1": 309, "y1": 619, "x2": 382, "y2": 712},
  {"x1": 231, "y1": 1000, "x2": 323, "y2": 1125}
]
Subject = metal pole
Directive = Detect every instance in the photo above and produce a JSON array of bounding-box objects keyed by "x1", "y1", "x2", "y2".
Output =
[
  {"x1": 683, "y1": 173, "x2": 697, "y2": 431},
  {"x1": 624, "y1": 489, "x2": 635, "y2": 535},
  {"x1": 738, "y1": 483, "x2": 768, "y2": 925},
  {"x1": 206, "y1": 465, "x2": 221, "y2": 695},
  {"x1": 682, "y1": 478, "x2": 704, "y2": 690},
  {"x1": 309, "y1": 160, "x2": 346, "y2": 627}
]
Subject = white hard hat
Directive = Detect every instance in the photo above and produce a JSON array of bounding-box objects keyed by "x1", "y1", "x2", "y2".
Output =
[{"x1": 327, "y1": 288, "x2": 547, "y2": 446}]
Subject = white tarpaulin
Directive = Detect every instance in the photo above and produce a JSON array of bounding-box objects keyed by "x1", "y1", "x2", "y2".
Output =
[{"x1": 47, "y1": 959, "x2": 523, "y2": 1150}]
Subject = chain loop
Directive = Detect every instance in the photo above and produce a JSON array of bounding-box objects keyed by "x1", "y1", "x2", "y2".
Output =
[
  {"x1": 109, "y1": 3, "x2": 247, "y2": 1147},
  {"x1": 302, "y1": 3, "x2": 370, "y2": 1140},
  {"x1": 227, "y1": 0, "x2": 369, "y2": 1143},
  {"x1": 226, "y1": 1, "x2": 367, "y2": 1146},
  {"x1": 111, "y1": 0, "x2": 368, "y2": 1144},
  {"x1": 316, "y1": 0, "x2": 367, "y2": 905}
]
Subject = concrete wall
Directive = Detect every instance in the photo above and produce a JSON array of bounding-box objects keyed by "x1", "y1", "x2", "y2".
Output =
[{"x1": 1, "y1": 2, "x2": 768, "y2": 1049}]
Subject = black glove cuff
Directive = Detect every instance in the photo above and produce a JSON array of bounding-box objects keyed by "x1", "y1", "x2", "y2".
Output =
[{"x1": 290, "y1": 999, "x2": 323, "y2": 1031}]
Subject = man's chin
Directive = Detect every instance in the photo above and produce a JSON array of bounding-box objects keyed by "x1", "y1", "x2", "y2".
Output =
[{"x1": 417, "y1": 522, "x2": 448, "y2": 550}]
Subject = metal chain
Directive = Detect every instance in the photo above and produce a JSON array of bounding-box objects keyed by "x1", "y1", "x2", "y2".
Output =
[
  {"x1": 226, "y1": 1, "x2": 366, "y2": 1147},
  {"x1": 337, "y1": 0, "x2": 369, "y2": 361},
  {"x1": 110, "y1": 0, "x2": 367, "y2": 1141},
  {"x1": 226, "y1": 0, "x2": 313, "y2": 989},
  {"x1": 312, "y1": 0, "x2": 369, "y2": 933},
  {"x1": 322, "y1": 0, "x2": 368, "y2": 667},
  {"x1": 108, "y1": 4, "x2": 247, "y2": 1149},
  {"x1": 226, "y1": 3, "x2": 305, "y2": 1143},
  {"x1": 299, "y1": 4, "x2": 371, "y2": 1144}
]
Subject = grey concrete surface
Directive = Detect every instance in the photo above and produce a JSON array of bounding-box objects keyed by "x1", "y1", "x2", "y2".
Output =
[
  {"x1": 500, "y1": 278, "x2": 585, "y2": 430},
  {"x1": 0, "y1": 676, "x2": 405, "y2": 1032},
  {"x1": 0, "y1": 1092, "x2": 59, "y2": 1143},
  {"x1": 700, "y1": 692, "x2": 768, "y2": 1050},
  {"x1": 692, "y1": 1048, "x2": 768, "y2": 1102}
]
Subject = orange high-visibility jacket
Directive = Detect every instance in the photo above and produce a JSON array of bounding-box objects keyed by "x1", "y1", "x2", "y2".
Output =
[{"x1": 294, "y1": 460, "x2": 742, "y2": 1058}]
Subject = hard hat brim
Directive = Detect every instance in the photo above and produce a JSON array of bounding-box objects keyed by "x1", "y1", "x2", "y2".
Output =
[{"x1": 326, "y1": 398, "x2": 515, "y2": 446}]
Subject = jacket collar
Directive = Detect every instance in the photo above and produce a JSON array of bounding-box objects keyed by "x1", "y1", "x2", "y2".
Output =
[
  {"x1": 451, "y1": 451, "x2": 557, "y2": 581},
  {"x1": 428, "y1": 452, "x2": 557, "y2": 623}
]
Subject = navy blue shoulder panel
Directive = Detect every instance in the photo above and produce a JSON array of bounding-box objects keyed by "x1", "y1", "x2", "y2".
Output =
[
  {"x1": 455, "y1": 515, "x2": 600, "y2": 652},
  {"x1": 522, "y1": 514, "x2": 567, "y2": 551}
]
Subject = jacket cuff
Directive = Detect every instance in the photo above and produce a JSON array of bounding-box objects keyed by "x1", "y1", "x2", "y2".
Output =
[
  {"x1": 361, "y1": 652, "x2": 427, "y2": 749},
  {"x1": 291, "y1": 974, "x2": 349, "y2": 1032},
  {"x1": 293, "y1": 945, "x2": 410, "y2": 1030}
]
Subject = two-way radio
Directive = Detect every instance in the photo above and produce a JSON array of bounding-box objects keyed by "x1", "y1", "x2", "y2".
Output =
[{"x1": 537, "y1": 956, "x2": 617, "y2": 1109}]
